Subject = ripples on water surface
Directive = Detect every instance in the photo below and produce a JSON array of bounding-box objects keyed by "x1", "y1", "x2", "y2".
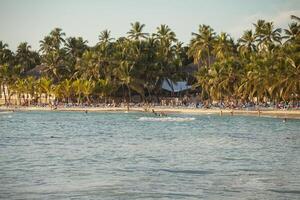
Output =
[{"x1": 0, "y1": 111, "x2": 300, "y2": 199}]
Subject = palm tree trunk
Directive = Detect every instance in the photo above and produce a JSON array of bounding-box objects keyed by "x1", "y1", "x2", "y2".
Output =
[
  {"x1": 8, "y1": 90, "x2": 12, "y2": 106},
  {"x1": 128, "y1": 86, "x2": 131, "y2": 103},
  {"x1": 127, "y1": 85, "x2": 131, "y2": 111},
  {"x1": 77, "y1": 94, "x2": 80, "y2": 105},
  {"x1": 146, "y1": 87, "x2": 152, "y2": 102},
  {"x1": 2, "y1": 84, "x2": 8, "y2": 106},
  {"x1": 45, "y1": 94, "x2": 48, "y2": 105},
  {"x1": 207, "y1": 49, "x2": 211, "y2": 68},
  {"x1": 22, "y1": 94, "x2": 26, "y2": 106},
  {"x1": 17, "y1": 94, "x2": 21, "y2": 106},
  {"x1": 155, "y1": 91, "x2": 160, "y2": 104},
  {"x1": 39, "y1": 93, "x2": 42, "y2": 105},
  {"x1": 122, "y1": 85, "x2": 126, "y2": 103},
  {"x1": 86, "y1": 95, "x2": 90, "y2": 104},
  {"x1": 31, "y1": 92, "x2": 36, "y2": 106}
]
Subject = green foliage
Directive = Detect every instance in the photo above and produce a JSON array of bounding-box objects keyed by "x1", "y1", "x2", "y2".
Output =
[{"x1": 0, "y1": 16, "x2": 299, "y2": 105}]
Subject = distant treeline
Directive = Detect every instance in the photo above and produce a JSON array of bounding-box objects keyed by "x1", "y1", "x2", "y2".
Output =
[{"x1": 0, "y1": 15, "x2": 299, "y2": 105}]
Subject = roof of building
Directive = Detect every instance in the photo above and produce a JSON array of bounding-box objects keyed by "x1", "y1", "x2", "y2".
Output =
[
  {"x1": 25, "y1": 64, "x2": 47, "y2": 77},
  {"x1": 161, "y1": 78, "x2": 192, "y2": 93}
]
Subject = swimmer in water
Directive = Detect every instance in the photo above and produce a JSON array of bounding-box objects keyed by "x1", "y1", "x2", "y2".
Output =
[
  {"x1": 161, "y1": 112, "x2": 167, "y2": 117},
  {"x1": 152, "y1": 109, "x2": 158, "y2": 116},
  {"x1": 152, "y1": 109, "x2": 167, "y2": 117}
]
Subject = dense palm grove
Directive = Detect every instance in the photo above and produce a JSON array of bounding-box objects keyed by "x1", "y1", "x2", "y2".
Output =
[{"x1": 0, "y1": 16, "x2": 299, "y2": 106}]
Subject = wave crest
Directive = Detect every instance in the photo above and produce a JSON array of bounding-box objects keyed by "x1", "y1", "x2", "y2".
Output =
[{"x1": 138, "y1": 117, "x2": 195, "y2": 122}]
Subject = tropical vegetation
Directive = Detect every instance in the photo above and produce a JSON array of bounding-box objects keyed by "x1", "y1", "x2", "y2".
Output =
[{"x1": 0, "y1": 15, "x2": 299, "y2": 106}]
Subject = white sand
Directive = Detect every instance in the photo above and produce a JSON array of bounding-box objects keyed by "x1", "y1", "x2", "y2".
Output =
[{"x1": 1, "y1": 106, "x2": 300, "y2": 119}]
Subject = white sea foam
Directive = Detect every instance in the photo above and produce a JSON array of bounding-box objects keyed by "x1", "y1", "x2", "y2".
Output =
[
  {"x1": 0, "y1": 111, "x2": 13, "y2": 114},
  {"x1": 0, "y1": 115, "x2": 12, "y2": 118},
  {"x1": 138, "y1": 117, "x2": 195, "y2": 122},
  {"x1": 0, "y1": 112, "x2": 13, "y2": 118}
]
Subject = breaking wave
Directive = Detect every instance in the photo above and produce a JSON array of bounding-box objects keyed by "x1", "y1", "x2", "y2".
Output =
[
  {"x1": 0, "y1": 111, "x2": 13, "y2": 114},
  {"x1": 138, "y1": 117, "x2": 195, "y2": 122}
]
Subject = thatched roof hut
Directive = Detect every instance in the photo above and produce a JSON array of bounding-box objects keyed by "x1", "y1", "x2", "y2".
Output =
[{"x1": 25, "y1": 64, "x2": 47, "y2": 78}]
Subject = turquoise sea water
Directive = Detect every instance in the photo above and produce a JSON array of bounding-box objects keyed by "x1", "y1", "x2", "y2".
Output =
[{"x1": 0, "y1": 111, "x2": 300, "y2": 199}]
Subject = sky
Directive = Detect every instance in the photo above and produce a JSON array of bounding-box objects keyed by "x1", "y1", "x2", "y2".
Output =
[{"x1": 0, "y1": 0, "x2": 299, "y2": 51}]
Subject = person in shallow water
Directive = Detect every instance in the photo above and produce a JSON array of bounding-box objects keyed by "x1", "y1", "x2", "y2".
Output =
[
  {"x1": 152, "y1": 109, "x2": 158, "y2": 116},
  {"x1": 152, "y1": 109, "x2": 167, "y2": 117},
  {"x1": 160, "y1": 112, "x2": 167, "y2": 117}
]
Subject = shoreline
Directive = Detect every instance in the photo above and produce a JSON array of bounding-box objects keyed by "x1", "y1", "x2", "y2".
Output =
[{"x1": 1, "y1": 106, "x2": 300, "y2": 119}]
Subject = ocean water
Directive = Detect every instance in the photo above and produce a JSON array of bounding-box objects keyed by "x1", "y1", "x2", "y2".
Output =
[{"x1": 0, "y1": 111, "x2": 299, "y2": 199}]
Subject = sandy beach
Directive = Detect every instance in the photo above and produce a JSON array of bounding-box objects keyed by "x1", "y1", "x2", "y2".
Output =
[{"x1": 1, "y1": 106, "x2": 300, "y2": 119}]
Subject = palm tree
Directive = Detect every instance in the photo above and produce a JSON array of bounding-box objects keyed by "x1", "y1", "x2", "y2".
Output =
[
  {"x1": 75, "y1": 50, "x2": 100, "y2": 80},
  {"x1": 65, "y1": 37, "x2": 88, "y2": 58},
  {"x1": 96, "y1": 30, "x2": 115, "y2": 79},
  {"x1": 42, "y1": 50, "x2": 65, "y2": 80},
  {"x1": 253, "y1": 19, "x2": 266, "y2": 36},
  {"x1": 291, "y1": 15, "x2": 300, "y2": 23},
  {"x1": 193, "y1": 67, "x2": 211, "y2": 101},
  {"x1": 188, "y1": 24, "x2": 216, "y2": 68},
  {"x1": 262, "y1": 22, "x2": 281, "y2": 45},
  {"x1": 50, "y1": 28, "x2": 66, "y2": 50},
  {"x1": 254, "y1": 20, "x2": 282, "y2": 51},
  {"x1": 115, "y1": 61, "x2": 145, "y2": 104},
  {"x1": 52, "y1": 83, "x2": 63, "y2": 103},
  {"x1": 16, "y1": 42, "x2": 38, "y2": 73},
  {"x1": 94, "y1": 79, "x2": 116, "y2": 103},
  {"x1": 0, "y1": 41, "x2": 8, "y2": 51},
  {"x1": 0, "y1": 64, "x2": 18, "y2": 105},
  {"x1": 238, "y1": 30, "x2": 257, "y2": 56},
  {"x1": 154, "y1": 24, "x2": 177, "y2": 43},
  {"x1": 39, "y1": 36, "x2": 54, "y2": 54},
  {"x1": 38, "y1": 77, "x2": 52, "y2": 104},
  {"x1": 0, "y1": 64, "x2": 9, "y2": 105},
  {"x1": 284, "y1": 22, "x2": 299, "y2": 44},
  {"x1": 155, "y1": 25, "x2": 177, "y2": 60},
  {"x1": 153, "y1": 24, "x2": 178, "y2": 84},
  {"x1": 207, "y1": 65, "x2": 228, "y2": 101},
  {"x1": 140, "y1": 36, "x2": 160, "y2": 99},
  {"x1": 0, "y1": 42, "x2": 14, "y2": 105},
  {"x1": 280, "y1": 57, "x2": 300, "y2": 100},
  {"x1": 81, "y1": 80, "x2": 95, "y2": 103},
  {"x1": 127, "y1": 22, "x2": 148, "y2": 40},
  {"x1": 25, "y1": 76, "x2": 36, "y2": 105},
  {"x1": 213, "y1": 32, "x2": 234, "y2": 60},
  {"x1": 238, "y1": 55, "x2": 273, "y2": 103},
  {"x1": 59, "y1": 79, "x2": 73, "y2": 103},
  {"x1": 16, "y1": 42, "x2": 31, "y2": 54},
  {"x1": 65, "y1": 37, "x2": 88, "y2": 76},
  {"x1": 39, "y1": 28, "x2": 68, "y2": 81},
  {"x1": 99, "y1": 29, "x2": 114, "y2": 44},
  {"x1": 72, "y1": 79, "x2": 84, "y2": 104},
  {"x1": 0, "y1": 41, "x2": 13, "y2": 65},
  {"x1": 13, "y1": 79, "x2": 27, "y2": 105}
]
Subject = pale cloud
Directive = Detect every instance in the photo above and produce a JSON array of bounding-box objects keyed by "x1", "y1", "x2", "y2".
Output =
[{"x1": 228, "y1": 10, "x2": 300, "y2": 40}]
